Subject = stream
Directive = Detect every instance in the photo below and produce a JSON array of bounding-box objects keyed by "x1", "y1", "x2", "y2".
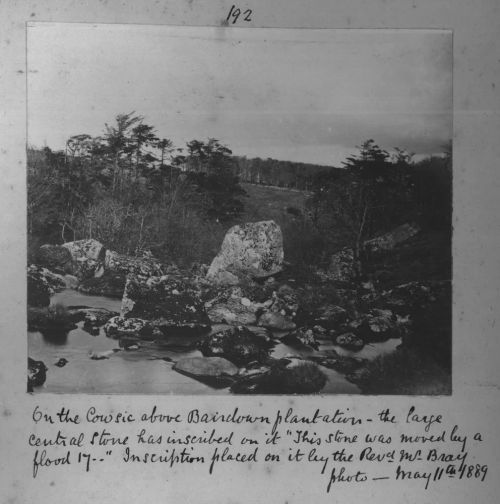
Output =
[{"x1": 28, "y1": 289, "x2": 401, "y2": 394}]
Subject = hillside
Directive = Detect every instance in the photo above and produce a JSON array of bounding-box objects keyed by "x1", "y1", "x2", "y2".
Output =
[{"x1": 239, "y1": 183, "x2": 310, "y2": 221}]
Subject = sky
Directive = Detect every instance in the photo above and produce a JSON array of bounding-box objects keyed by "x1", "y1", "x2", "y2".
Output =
[{"x1": 27, "y1": 24, "x2": 452, "y2": 166}]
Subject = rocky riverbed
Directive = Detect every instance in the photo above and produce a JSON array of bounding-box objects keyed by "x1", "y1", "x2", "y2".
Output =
[
  {"x1": 28, "y1": 289, "x2": 403, "y2": 394},
  {"x1": 27, "y1": 221, "x2": 451, "y2": 395}
]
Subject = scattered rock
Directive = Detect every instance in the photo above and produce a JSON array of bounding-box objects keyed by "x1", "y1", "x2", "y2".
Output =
[
  {"x1": 199, "y1": 326, "x2": 272, "y2": 366},
  {"x1": 89, "y1": 349, "x2": 118, "y2": 360},
  {"x1": 312, "y1": 325, "x2": 329, "y2": 339},
  {"x1": 308, "y1": 351, "x2": 366, "y2": 374},
  {"x1": 348, "y1": 309, "x2": 399, "y2": 343},
  {"x1": 381, "y1": 281, "x2": 451, "y2": 369},
  {"x1": 124, "y1": 344, "x2": 140, "y2": 351},
  {"x1": 54, "y1": 358, "x2": 68, "y2": 368},
  {"x1": 209, "y1": 270, "x2": 240, "y2": 286},
  {"x1": 66, "y1": 306, "x2": 118, "y2": 325},
  {"x1": 36, "y1": 244, "x2": 73, "y2": 273},
  {"x1": 257, "y1": 311, "x2": 296, "y2": 331},
  {"x1": 245, "y1": 326, "x2": 275, "y2": 346},
  {"x1": 28, "y1": 305, "x2": 76, "y2": 333},
  {"x1": 173, "y1": 356, "x2": 239, "y2": 388},
  {"x1": 364, "y1": 223, "x2": 420, "y2": 253},
  {"x1": 118, "y1": 336, "x2": 142, "y2": 350},
  {"x1": 240, "y1": 297, "x2": 252, "y2": 307},
  {"x1": 81, "y1": 308, "x2": 118, "y2": 328},
  {"x1": 329, "y1": 247, "x2": 356, "y2": 282},
  {"x1": 29, "y1": 265, "x2": 66, "y2": 293},
  {"x1": 313, "y1": 304, "x2": 348, "y2": 329},
  {"x1": 231, "y1": 359, "x2": 326, "y2": 394},
  {"x1": 28, "y1": 357, "x2": 47, "y2": 391},
  {"x1": 207, "y1": 295, "x2": 258, "y2": 325},
  {"x1": 335, "y1": 332, "x2": 365, "y2": 351},
  {"x1": 281, "y1": 328, "x2": 319, "y2": 350},
  {"x1": 62, "y1": 274, "x2": 79, "y2": 289},
  {"x1": 78, "y1": 270, "x2": 127, "y2": 298},
  {"x1": 63, "y1": 238, "x2": 105, "y2": 262},
  {"x1": 328, "y1": 223, "x2": 421, "y2": 281},
  {"x1": 207, "y1": 305, "x2": 257, "y2": 326},
  {"x1": 104, "y1": 316, "x2": 154, "y2": 339},
  {"x1": 207, "y1": 220, "x2": 284, "y2": 282},
  {"x1": 27, "y1": 267, "x2": 52, "y2": 307},
  {"x1": 62, "y1": 239, "x2": 107, "y2": 279},
  {"x1": 104, "y1": 250, "x2": 164, "y2": 277},
  {"x1": 268, "y1": 285, "x2": 299, "y2": 317}
]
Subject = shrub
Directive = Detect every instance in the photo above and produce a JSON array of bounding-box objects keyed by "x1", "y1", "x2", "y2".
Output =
[{"x1": 350, "y1": 348, "x2": 451, "y2": 395}]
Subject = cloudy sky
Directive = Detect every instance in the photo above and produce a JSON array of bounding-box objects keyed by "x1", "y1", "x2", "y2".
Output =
[{"x1": 28, "y1": 24, "x2": 452, "y2": 166}]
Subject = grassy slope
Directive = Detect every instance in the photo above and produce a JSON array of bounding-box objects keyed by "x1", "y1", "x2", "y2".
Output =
[
  {"x1": 238, "y1": 183, "x2": 310, "y2": 224},
  {"x1": 231, "y1": 183, "x2": 316, "y2": 265}
]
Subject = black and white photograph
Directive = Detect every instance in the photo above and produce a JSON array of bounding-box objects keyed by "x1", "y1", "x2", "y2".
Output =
[{"x1": 26, "y1": 24, "x2": 452, "y2": 395}]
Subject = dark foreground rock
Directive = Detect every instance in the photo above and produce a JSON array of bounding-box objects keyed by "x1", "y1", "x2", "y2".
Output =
[
  {"x1": 313, "y1": 304, "x2": 349, "y2": 330},
  {"x1": 173, "y1": 356, "x2": 239, "y2": 388},
  {"x1": 78, "y1": 270, "x2": 127, "y2": 298},
  {"x1": 28, "y1": 305, "x2": 77, "y2": 334},
  {"x1": 104, "y1": 250, "x2": 164, "y2": 277},
  {"x1": 281, "y1": 328, "x2": 320, "y2": 350},
  {"x1": 231, "y1": 358, "x2": 327, "y2": 394},
  {"x1": 346, "y1": 309, "x2": 401, "y2": 343},
  {"x1": 328, "y1": 222, "x2": 421, "y2": 282},
  {"x1": 206, "y1": 296, "x2": 259, "y2": 326},
  {"x1": 27, "y1": 267, "x2": 60, "y2": 307},
  {"x1": 28, "y1": 357, "x2": 47, "y2": 391},
  {"x1": 36, "y1": 244, "x2": 73, "y2": 273},
  {"x1": 199, "y1": 326, "x2": 273, "y2": 366},
  {"x1": 89, "y1": 349, "x2": 119, "y2": 360},
  {"x1": 257, "y1": 311, "x2": 296, "y2": 331},
  {"x1": 346, "y1": 347, "x2": 451, "y2": 395},
  {"x1": 66, "y1": 307, "x2": 118, "y2": 325},
  {"x1": 334, "y1": 332, "x2": 365, "y2": 351},
  {"x1": 308, "y1": 351, "x2": 366, "y2": 375},
  {"x1": 81, "y1": 308, "x2": 119, "y2": 335},
  {"x1": 388, "y1": 281, "x2": 451, "y2": 369},
  {"x1": 329, "y1": 247, "x2": 356, "y2": 282},
  {"x1": 363, "y1": 280, "x2": 451, "y2": 369},
  {"x1": 104, "y1": 316, "x2": 154, "y2": 339},
  {"x1": 121, "y1": 274, "x2": 211, "y2": 337}
]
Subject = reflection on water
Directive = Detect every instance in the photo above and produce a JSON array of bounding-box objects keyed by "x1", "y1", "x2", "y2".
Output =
[
  {"x1": 51, "y1": 290, "x2": 122, "y2": 312},
  {"x1": 40, "y1": 329, "x2": 69, "y2": 346},
  {"x1": 29, "y1": 289, "x2": 400, "y2": 395},
  {"x1": 29, "y1": 326, "x2": 228, "y2": 395}
]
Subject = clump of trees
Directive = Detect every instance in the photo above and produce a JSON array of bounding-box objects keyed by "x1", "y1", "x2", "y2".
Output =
[
  {"x1": 305, "y1": 139, "x2": 452, "y2": 273},
  {"x1": 28, "y1": 112, "x2": 245, "y2": 265}
]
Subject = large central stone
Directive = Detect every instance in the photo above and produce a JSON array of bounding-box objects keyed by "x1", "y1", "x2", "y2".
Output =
[{"x1": 207, "y1": 220, "x2": 284, "y2": 283}]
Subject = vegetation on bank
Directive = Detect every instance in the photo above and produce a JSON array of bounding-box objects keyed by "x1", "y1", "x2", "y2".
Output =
[{"x1": 349, "y1": 348, "x2": 452, "y2": 395}]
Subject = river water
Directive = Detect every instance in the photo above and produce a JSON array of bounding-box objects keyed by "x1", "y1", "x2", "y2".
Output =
[{"x1": 28, "y1": 290, "x2": 400, "y2": 395}]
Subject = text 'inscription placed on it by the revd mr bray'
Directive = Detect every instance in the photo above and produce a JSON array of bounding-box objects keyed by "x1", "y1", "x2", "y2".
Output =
[{"x1": 29, "y1": 404, "x2": 488, "y2": 493}]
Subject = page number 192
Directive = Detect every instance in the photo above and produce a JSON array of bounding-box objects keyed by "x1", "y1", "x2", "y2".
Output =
[{"x1": 226, "y1": 5, "x2": 252, "y2": 24}]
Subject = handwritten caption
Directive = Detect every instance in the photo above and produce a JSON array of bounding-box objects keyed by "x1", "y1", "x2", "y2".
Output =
[{"x1": 29, "y1": 404, "x2": 488, "y2": 492}]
